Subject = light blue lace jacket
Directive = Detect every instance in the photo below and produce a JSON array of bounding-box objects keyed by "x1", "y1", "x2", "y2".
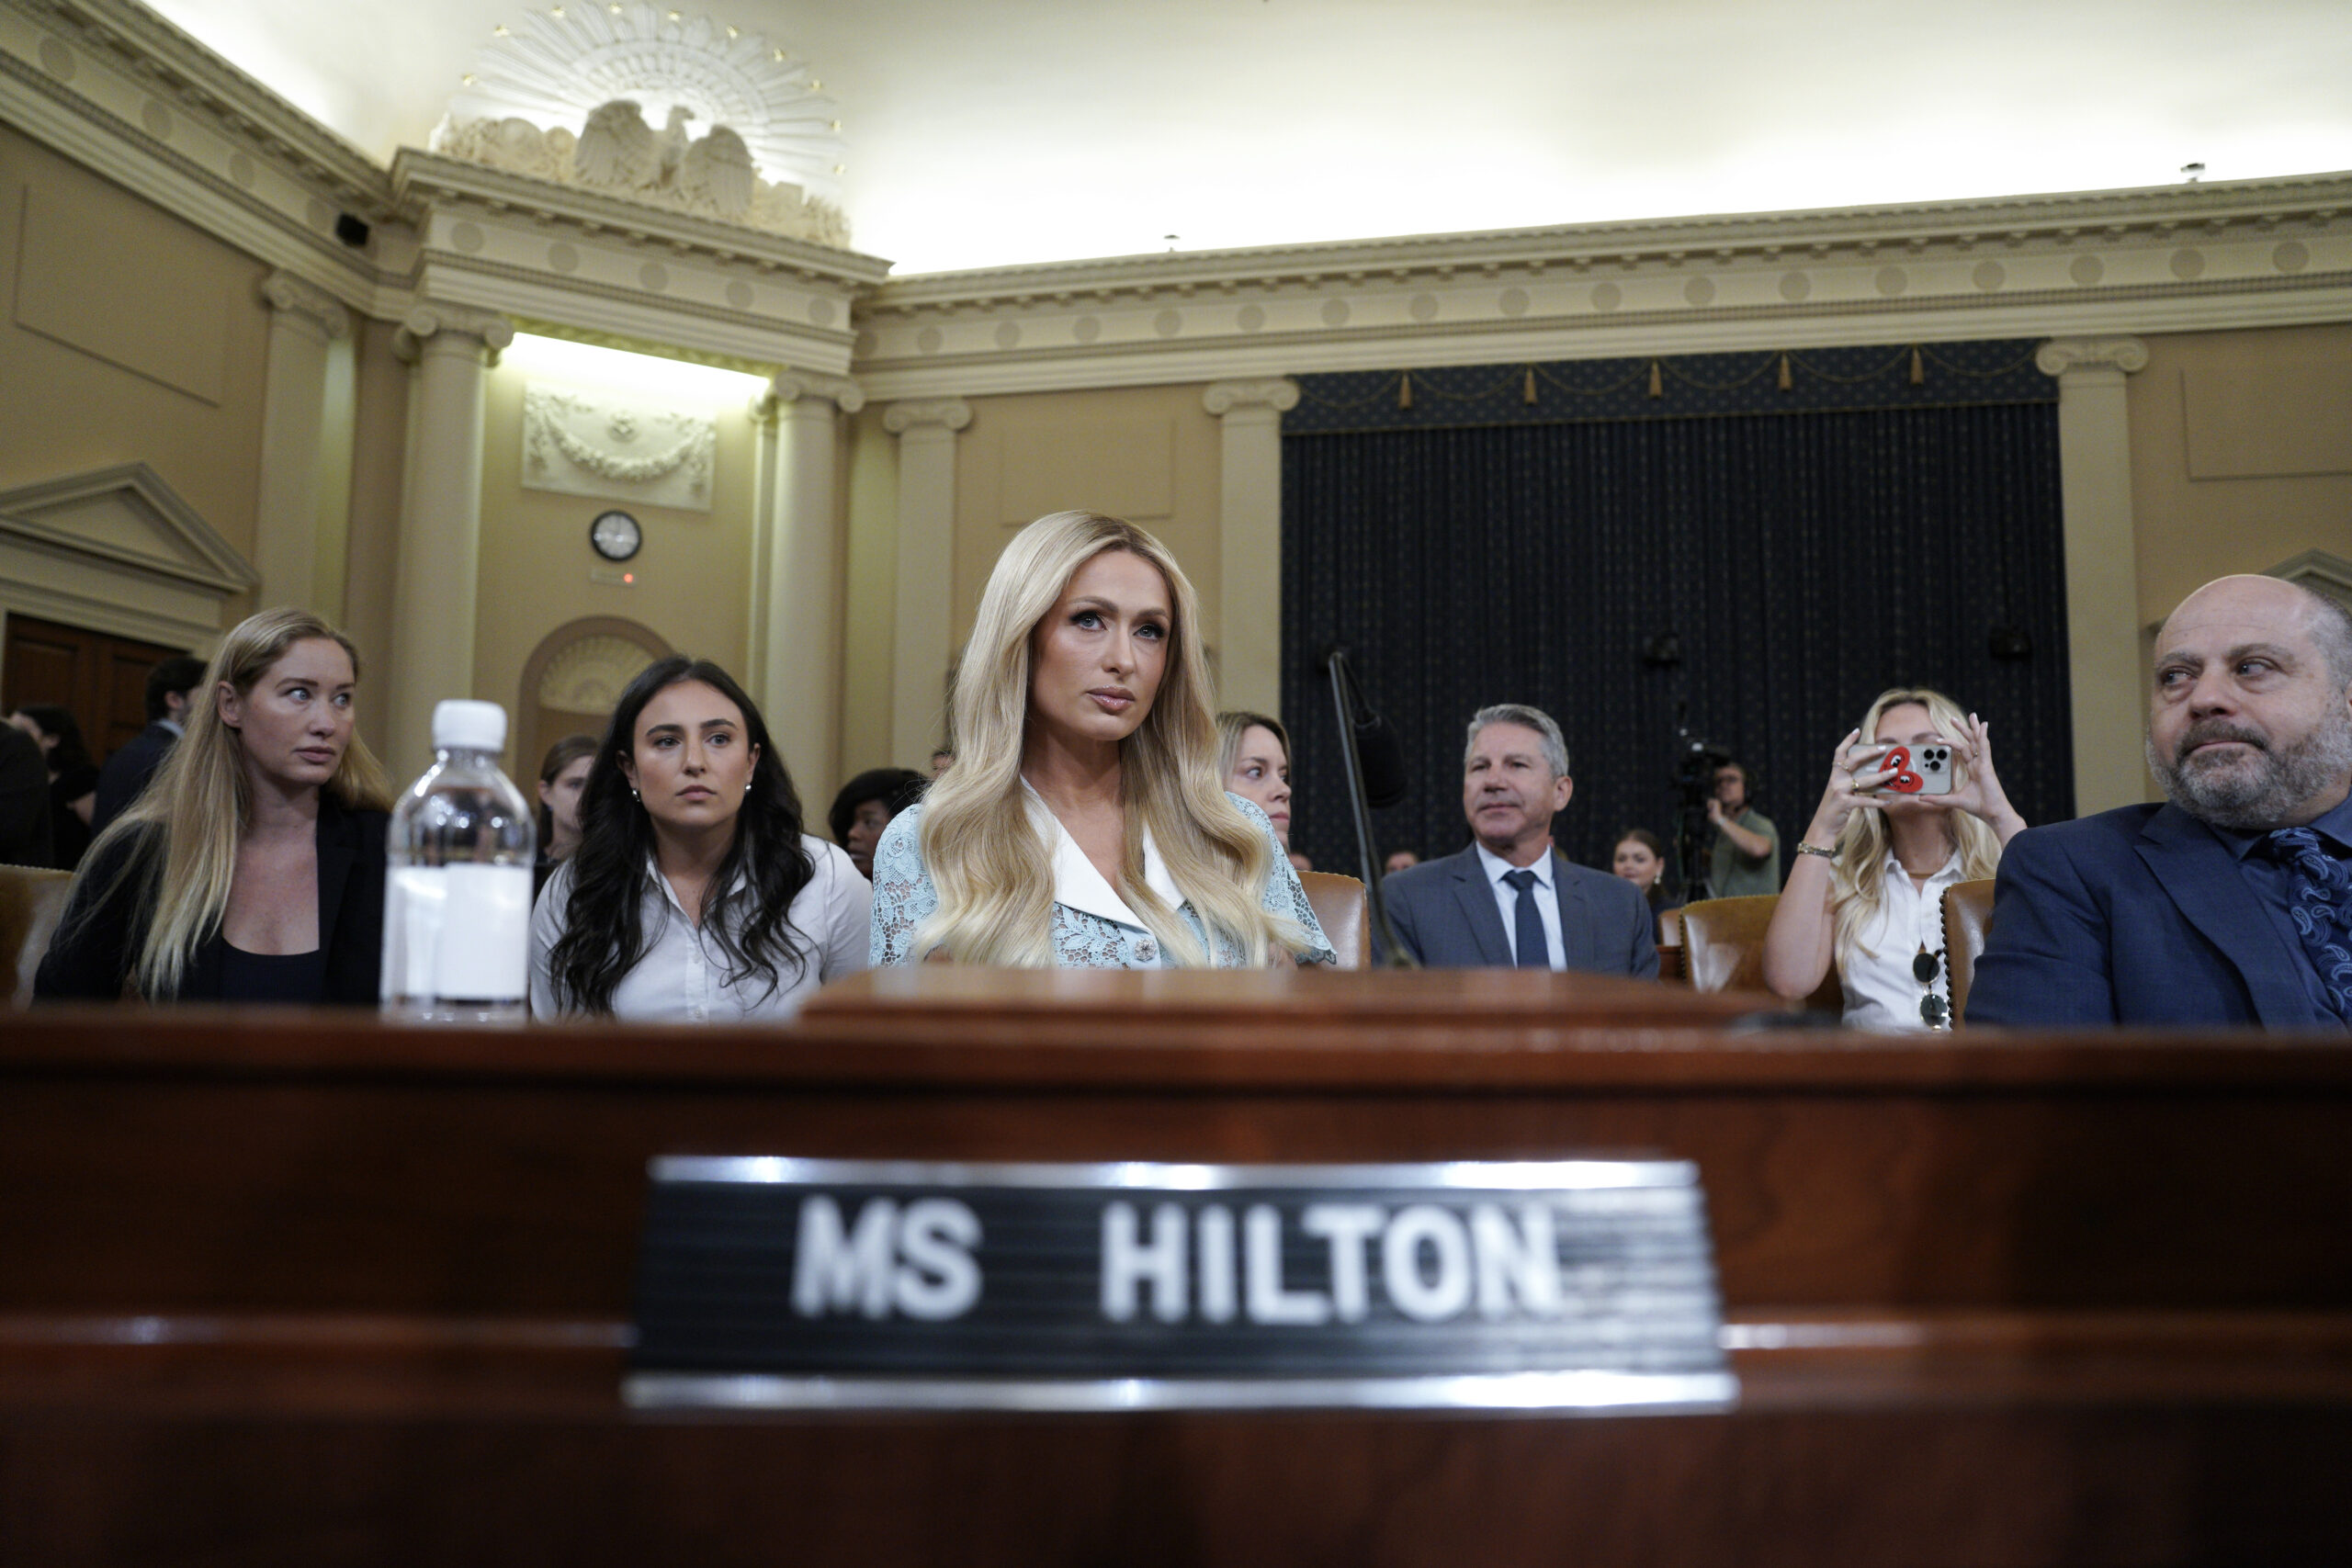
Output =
[{"x1": 869, "y1": 793, "x2": 1333, "y2": 968}]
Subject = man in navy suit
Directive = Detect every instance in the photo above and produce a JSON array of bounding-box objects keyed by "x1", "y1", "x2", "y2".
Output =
[
  {"x1": 1972, "y1": 575, "x2": 2352, "y2": 1028},
  {"x1": 1383, "y1": 704, "x2": 1657, "y2": 976},
  {"x1": 89, "y1": 654, "x2": 207, "y2": 837}
]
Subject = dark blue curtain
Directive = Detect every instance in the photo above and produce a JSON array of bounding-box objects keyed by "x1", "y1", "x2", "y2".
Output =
[{"x1": 1279, "y1": 352, "x2": 2070, "y2": 889}]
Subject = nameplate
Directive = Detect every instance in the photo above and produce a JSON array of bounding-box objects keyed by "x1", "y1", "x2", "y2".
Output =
[{"x1": 625, "y1": 1157, "x2": 1736, "y2": 1414}]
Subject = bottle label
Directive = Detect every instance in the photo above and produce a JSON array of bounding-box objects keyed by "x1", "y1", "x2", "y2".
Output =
[{"x1": 383, "y1": 863, "x2": 533, "y2": 1001}]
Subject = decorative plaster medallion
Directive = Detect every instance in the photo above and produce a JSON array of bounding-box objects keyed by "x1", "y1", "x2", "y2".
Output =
[
  {"x1": 1237, "y1": 304, "x2": 1267, "y2": 332},
  {"x1": 433, "y1": 9, "x2": 851, "y2": 249},
  {"x1": 1591, "y1": 282, "x2": 1622, "y2": 312},
  {"x1": 38, "y1": 38, "x2": 73, "y2": 79},
  {"x1": 639, "y1": 262, "x2": 670, "y2": 292},
  {"x1": 452, "y1": 220, "x2": 486, "y2": 254},
  {"x1": 995, "y1": 321, "x2": 1021, "y2": 349},
  {"x1": 1498, "y1": 288, "x2": 1529, "y2": 318},
  {"x1": 2069, "y1": 255, "x2": 2106, "y2": 287},
  {"x1": 1320, "y1": 299, "x2": 1351, "y2": 327},
  {"x1": 1778, "y1": 272, "x2": 1810, "y2": 302},
  {"x1": 522, "y1": 383, "x2": 716, "y2": 512},
  {"x1": 2274, "y1": 241, "x2": 2311, "y2": 274},
  {"x1": 538, "y1": 634, "x2": 665, "y2": 711},
  {"x1": 229, "y1": 152, "x2": 255, "y2": 187},
  {"x1": 1683, "y1": 276, "x2": 1716, "y2": 306},
  {"x1": 1153, "y1": 309, "x2": 1182, "y2": 338},
  {"x1": 141, "y1": 100, "x2": 172, "y2": 140},
  {"x1": 1973, "y1": 260, "x2": 2006, "y2": 291},
  {"x1": 808, "y1": 298, "x2": 837, "y2": 326},
  {"x1": 2169, "y1": 248, "x2": 2205, "y2": 280},
  {"x1": 1874, "y1": 266, "x2": 1907, "y2": 297},
  {"x1": 548, "y1": 242, "x2": 581, "y2": 273},
  {"x1": 728, "y1": 280, "x2": 754, "y2": 309},
  {"x1": 916, "y1": 325, "x2": 944, "y2": 354},
  {"x1": 1408, "y1": 292, "x2": 1440, "y2": 322},
  {"x1": 1072, "y1": 316, "x2": 1102, "y2": 344}
]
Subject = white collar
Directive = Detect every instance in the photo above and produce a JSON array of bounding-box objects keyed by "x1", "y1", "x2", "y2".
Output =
[
  {"x1": 1475, "y1": 840, "x2": 1554, "y2": 888},
  {"x1": 1023, "y1": 783, "x2": 1185, "y2": 930},
  {"x1": 1880, "y1": 844, "x2": 1966, "y2": 887}
]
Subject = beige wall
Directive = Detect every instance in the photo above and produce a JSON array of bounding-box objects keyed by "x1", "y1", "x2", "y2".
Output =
[
  {"x1": 470, "y1": 361, "x2": 759, "y2": 772},
  {"x1": 2132, "y1": 322, "x2": 2352, "y2": 625},
  {"x1": 944, "y1": 381, "x2": 1227, "y2": 707},
  {"x1": 0, "y1": 123, "x2": 267, "y2": 613}
]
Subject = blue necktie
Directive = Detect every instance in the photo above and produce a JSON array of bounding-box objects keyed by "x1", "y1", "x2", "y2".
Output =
[
  {"x1": 1503, "y1": 867, "x2": 1550, "y2": 969},
  {"x1": 2264, "y1": 827, "x2": 2352, "y2": 1021}
]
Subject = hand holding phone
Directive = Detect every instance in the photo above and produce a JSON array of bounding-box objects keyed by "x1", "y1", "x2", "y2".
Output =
[{"x1": 1848, "y1": 741, "x2": 1953, "y2": 796}]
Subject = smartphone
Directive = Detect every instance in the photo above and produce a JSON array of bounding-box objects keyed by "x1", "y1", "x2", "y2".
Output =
[{"x1": 1848, "y1": 742, "x2": 1954, "y2": 796}]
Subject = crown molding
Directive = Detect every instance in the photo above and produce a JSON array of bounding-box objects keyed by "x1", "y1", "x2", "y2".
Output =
[{"x1": 855, "y1": 175, "x2": 2352, "y2": 399}]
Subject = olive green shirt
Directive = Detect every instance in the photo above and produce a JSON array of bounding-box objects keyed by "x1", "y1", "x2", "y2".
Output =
[{"x1": 1708, "y1": 807, "x2": 1781, "y2": 899}]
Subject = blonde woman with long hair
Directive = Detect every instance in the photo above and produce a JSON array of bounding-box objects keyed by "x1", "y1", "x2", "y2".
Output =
[
  {"x1": 1761, "y1": 686, "x2": 2026, "y2": 1028},
  {"x1": 870, "y1": 511, "x2": 1331, "y2": 968},
  {"x1": 37, "y1": 608, "x2": 394, "y2": 1004}
]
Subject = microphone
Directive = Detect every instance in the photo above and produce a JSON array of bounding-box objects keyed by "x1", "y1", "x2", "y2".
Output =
[{"x1": 1320, "y1": 649, "x2": 1419, "y2": 967}]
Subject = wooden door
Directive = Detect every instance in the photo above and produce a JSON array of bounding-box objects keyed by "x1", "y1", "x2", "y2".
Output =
[{"x1": 0, "y1": 614, "x2": 187, "y2": 761}]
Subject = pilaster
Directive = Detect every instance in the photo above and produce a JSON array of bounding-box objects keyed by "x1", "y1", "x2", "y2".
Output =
[
  {"x1": 750, "y1": 371, "x2": 865, "y2": 798},
  {"x1": 1204, "y1": 379, "x2": 1299, "y2": 717},
  {"x1": 2039, "y1": 335, "x2": 2151, "y2": 815},
  {"x1": 254, "y1": 271, "x2": 352, "y2": 615},
  {"x1": 388, "y1": 301, "x2": 515, "y2": 777},
  {"x1": 882, "y1": 399, "x2": 972, "y2": 765}
]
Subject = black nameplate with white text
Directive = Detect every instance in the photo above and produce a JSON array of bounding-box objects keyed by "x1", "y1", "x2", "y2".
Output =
[{"x1": 626, "y1": 1158, "x2": 1735, "y2": 1413}]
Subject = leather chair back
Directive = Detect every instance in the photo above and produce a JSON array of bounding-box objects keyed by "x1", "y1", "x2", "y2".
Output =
[
  {"x1": 1656, "y1": 905, "x2": 1685, "y2": 983},
  {"x1": 1942, "y1": 877, "x2": 1997, "y2": 1025},
  {"x1": 1677, "y1": 893, "x2": 1841, "y2": 1013},
  {"x1": 1298, "y1": 871, "x2": 1367, "y2": 969},
  {"x1": 0, "y1": 863, "x2": 74, "y2": 1009}
]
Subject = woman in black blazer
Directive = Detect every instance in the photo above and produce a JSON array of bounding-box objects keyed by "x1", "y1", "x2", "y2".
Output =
[{"x1": 36, "y1": 608, "x2": 393, "y2": 1006}]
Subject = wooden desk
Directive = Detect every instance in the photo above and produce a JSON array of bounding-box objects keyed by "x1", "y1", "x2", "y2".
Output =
[{"x1": 3, "y1": 971, "x2": 2348, "y2": 1565}]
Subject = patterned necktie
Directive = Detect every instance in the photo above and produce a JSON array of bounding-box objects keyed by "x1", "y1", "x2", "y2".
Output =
[
  {"x1": 1503, "y1": 867, "x2": 1550, "y2": 969},
  {"x1": 2264, "y1": 827, "x2": 2352, "y2": 1021}
]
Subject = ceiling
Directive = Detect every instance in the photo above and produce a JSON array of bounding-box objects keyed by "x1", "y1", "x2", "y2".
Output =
[{"x1": 141, "y1": 0, "x2": 2352, "y2": 276}]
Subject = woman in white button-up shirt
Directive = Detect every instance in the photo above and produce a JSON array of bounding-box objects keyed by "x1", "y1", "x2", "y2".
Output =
[
  {"x1": 531, "y1": 657, "x2": 869, "y2": 1020},
  {"x1": 871, "y1": 511, "x2": 1329, "y2": 969},
  {"x1": 1761, "y1": 686, "x2": 2026, "y2": 1029}
]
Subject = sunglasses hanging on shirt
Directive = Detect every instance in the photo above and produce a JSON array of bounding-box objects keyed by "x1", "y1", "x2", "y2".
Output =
[{"x1": 1914, "y1": 945, "x2": 1951, "y2": 1031}]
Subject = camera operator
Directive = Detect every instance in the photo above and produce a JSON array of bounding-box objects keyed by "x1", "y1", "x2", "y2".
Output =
[{"x1": 1704, "y1": 760, "x2": 1781, "y2": 898}]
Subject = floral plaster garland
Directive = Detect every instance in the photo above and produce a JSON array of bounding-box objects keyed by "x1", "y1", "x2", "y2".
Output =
[{"x1": 523, "y1": 385, "x2": 716, "y2": 512}]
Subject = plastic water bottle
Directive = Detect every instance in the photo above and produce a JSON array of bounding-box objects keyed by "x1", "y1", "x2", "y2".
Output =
[{"x1": 382, "y1": 699, "x2": 537, "y2": 1024}]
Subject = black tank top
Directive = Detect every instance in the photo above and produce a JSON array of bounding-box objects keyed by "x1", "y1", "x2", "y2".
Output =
[{"x1": 218, "y1": 944, "x2": 329, "y2": 1005}]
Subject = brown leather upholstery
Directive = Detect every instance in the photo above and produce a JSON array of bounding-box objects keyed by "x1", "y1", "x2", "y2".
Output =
[
  {"x1": 1677, "y1": 893, "x2": 1841, "y2": 1013},
  {"x1": 1656, "y1": 905, "x2": 1685, "y2": 983},
  {"x1": 0, "y1": 863, "x2": 73, "y2": 1009},
  {"x1": 1298, "y1": 871, "x2": 1367, "y2": 969},
  {"x1": 1942, "y1": 877, "x2": 1997, "y2": 1025}
]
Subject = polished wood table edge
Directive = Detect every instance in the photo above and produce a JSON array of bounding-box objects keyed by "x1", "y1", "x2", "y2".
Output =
[
  {"x1": 6, "y1": 1005, "x2": 2352, "y2": 1091},
  {"x1": 4, "y1": 1309, "x2": 2347, "y2": 1420}
]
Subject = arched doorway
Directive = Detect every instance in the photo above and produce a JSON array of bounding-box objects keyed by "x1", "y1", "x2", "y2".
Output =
[{"x1": 515, "y1": 617, "x2": 673, "y2": 776}]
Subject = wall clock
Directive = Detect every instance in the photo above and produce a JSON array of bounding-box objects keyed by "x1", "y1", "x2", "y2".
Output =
[{"x1": 590, "y1": 509, "x2": 643, "y2": 562}]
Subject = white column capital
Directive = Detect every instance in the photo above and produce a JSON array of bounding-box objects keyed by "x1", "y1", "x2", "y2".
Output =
[
  {"x1": 395, "y1": 301, "x2": 516, "y2": 360},
  {"x1": 883, "y1": 398, "x2": 972, "y2": 436},
  {"x1": 766, "y1": 370, "x2": 865, "y2": 415},
  {"x1": 1204, "y1": 378, "x2": 1300, "y2": 417},
  {"x1": 260, "y1": 271, "x2": 351, "y2": 340},
  {"x1": 2036, "y1": 336, "x2": 2149, "y2": 378}
]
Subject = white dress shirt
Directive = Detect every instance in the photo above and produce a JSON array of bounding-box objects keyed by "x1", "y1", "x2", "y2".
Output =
[
  {"x1": 530, "y1": 834, "x2": 871, "y2": 1021},
  {"x1": 1839, "y1": 847, "x2": 1968, "y2": 1031},
  {"x1": 1474, "y1": 840, "x2": 1566, "y2": 968}
]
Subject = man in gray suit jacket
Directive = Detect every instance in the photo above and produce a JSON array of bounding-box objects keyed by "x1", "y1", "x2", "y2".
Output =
[{"x1": 1384, "y1": 704, "x2": 1657, "y2": 976}]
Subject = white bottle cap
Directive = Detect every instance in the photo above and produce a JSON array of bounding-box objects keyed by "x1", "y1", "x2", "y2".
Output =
[{"x1": 432, "y1": 699, "x2": 507, "y2": 753}]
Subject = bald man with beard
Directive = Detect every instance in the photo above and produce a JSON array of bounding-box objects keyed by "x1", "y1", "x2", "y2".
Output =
[{"x1": 1971, "y1": 575, "x2": 2352, "y2": 1028}]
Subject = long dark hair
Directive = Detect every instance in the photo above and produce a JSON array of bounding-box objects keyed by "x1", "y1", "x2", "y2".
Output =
[
  {"x1": 544, "y1": 658, "x2": 817, "y2": 1016},
  {"x1": 12, "y1": 704, "x2": 94, "y2": 776}
]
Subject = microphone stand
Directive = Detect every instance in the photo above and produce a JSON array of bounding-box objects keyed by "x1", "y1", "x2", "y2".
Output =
[{"x1": 1325, "y1": 649, "x2": 1419, "y2": 968}]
